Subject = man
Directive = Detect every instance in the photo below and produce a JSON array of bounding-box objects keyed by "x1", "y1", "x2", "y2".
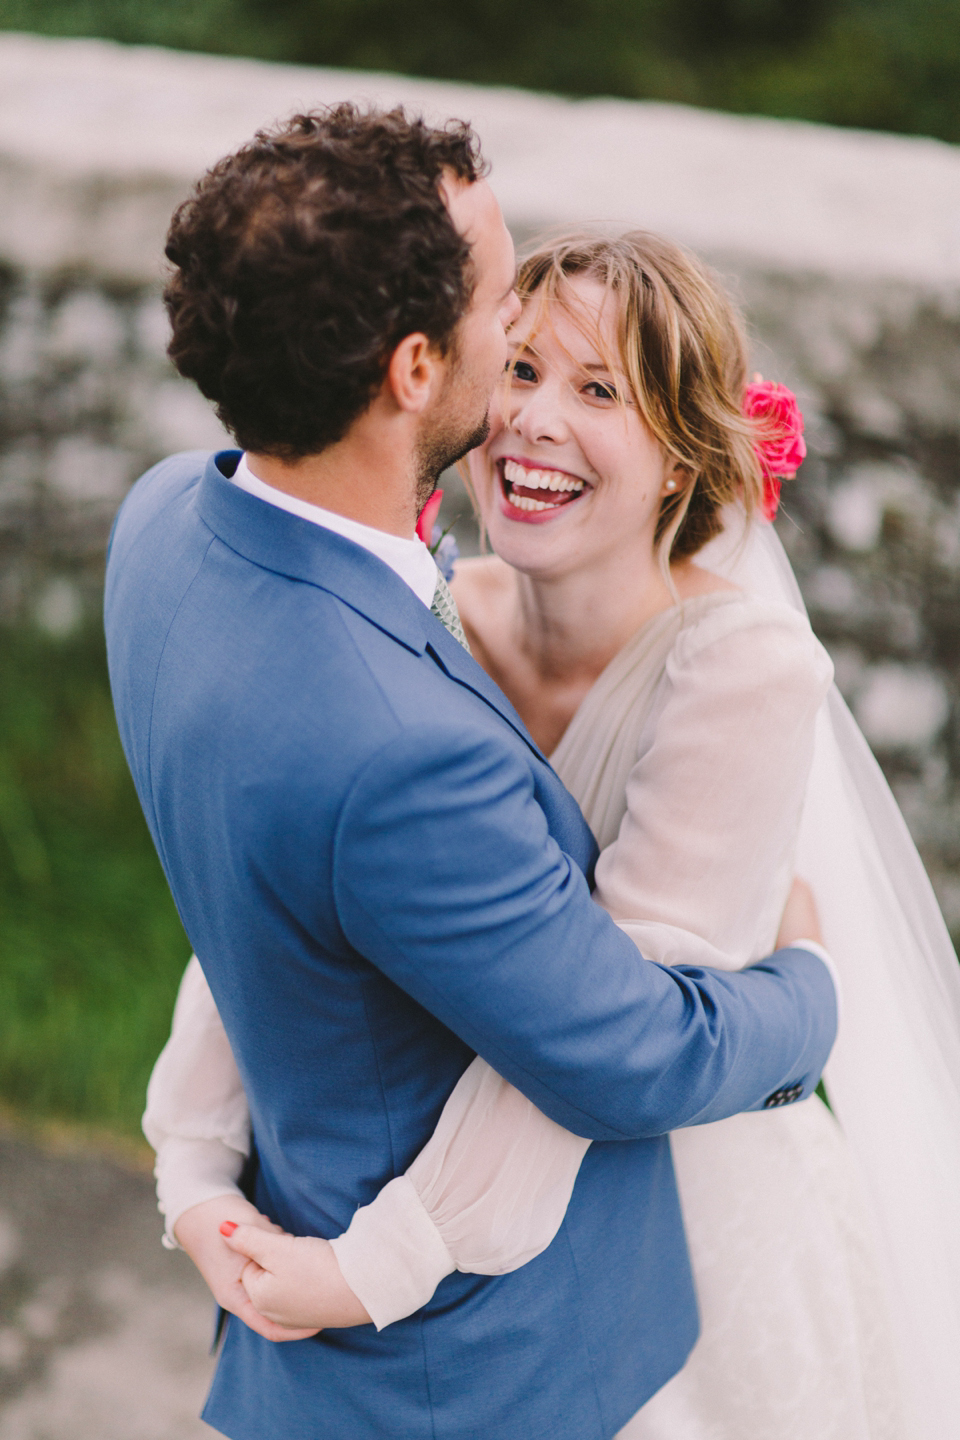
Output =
[{"x1": 105, "y1": 105, "x2": 837, "y2": 1439}]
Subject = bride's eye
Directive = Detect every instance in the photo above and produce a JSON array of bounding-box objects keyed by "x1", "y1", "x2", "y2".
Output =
[
  {"x1": 509, "y1": 359, "x2": 538, "y2": 383},
  {"x1": 584, "y1": 379, "x2": 618, "y2": 401}
]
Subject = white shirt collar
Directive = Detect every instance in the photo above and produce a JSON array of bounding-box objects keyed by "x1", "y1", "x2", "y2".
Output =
[{"x1": 229, "y1": 453, "x2": 440, "y2": 609}]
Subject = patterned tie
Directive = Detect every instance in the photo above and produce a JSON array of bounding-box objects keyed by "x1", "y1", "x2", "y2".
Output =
[{"x1": 430, "y1": 568, "x2": 471, "y2": 652}]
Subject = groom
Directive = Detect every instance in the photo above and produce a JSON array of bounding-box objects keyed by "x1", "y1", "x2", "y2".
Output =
[{"x1": 105, "y1": 106, "x2": 837, "y2": 1440}]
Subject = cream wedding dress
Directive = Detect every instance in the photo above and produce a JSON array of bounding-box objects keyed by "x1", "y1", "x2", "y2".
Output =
[{"x1": 145, "y1": 517, "x2": 960, "y2": 1439}]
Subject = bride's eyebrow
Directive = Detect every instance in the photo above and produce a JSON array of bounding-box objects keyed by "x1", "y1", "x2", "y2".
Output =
[
  {"x1": 577, "y1": 360, "x2": 624, "y2": 384},
  {"x1": 506, "y1": 338, "x2": 542, "y2": 358}
]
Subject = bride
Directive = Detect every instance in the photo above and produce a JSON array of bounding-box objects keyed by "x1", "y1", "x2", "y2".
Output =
[{"x1": 144, "y1": 230, "x2": 960, "y2": 1438}]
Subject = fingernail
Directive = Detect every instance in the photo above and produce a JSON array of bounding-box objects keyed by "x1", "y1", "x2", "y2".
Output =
[{"x1": 219, "y1": 1221, "x2": 238, "y2": 1237}]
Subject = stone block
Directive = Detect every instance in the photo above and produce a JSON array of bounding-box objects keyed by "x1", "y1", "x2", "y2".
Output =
[
  {"x1": 46, "y1": 290, "x2": 126, "y2": 366},
  {"x1": 855, "y1": 664, "x2": 950, "y2": 752},
  {"x1": 47, "y1": 437, "x2": 134, "y2": 505}
]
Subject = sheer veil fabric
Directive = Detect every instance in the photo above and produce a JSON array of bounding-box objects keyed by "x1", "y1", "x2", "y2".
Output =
[{"x1": 698, "y1": 511, "x2": 960, "y2": 1437}]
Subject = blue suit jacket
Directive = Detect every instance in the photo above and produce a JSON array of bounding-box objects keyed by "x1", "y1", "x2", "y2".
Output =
[{"x1": 105, "y1": 451, "x2": 837, "y2": 1440}]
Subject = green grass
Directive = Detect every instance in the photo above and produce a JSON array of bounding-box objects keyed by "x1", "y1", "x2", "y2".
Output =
[{"x1": 0, "y1": 626, "x2": 189, "y2": 1138}]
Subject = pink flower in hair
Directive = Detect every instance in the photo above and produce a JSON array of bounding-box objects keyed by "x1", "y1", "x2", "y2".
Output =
[{"x1": 743, "y1": 379, "x2": 806, "y2": 521}]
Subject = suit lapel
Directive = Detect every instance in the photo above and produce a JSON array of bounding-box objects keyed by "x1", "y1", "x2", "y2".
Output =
[
  {"x1": 423, "y1": 622, "x2": 549, "y2": 766},
  {"x1": 197, "y1": 453, "x2": 548, "y2": 766},
  {"x1": 197, "y1": 452, "x2": 431, "y2": 655}
]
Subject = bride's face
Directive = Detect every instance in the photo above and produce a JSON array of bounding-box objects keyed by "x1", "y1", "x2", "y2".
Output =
[{"x1": 469, "y1": 275, "x2": 679, "y2": 579}]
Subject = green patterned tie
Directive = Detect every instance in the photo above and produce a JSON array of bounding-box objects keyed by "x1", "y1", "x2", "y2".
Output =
[{"x1": 430, "y1": 569, "x2": 471, "y2": 652}]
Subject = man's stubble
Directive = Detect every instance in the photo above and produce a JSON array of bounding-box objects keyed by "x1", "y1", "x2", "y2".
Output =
[{"x1": 414, "y1": 346, "x2": 492, "y2": 513}]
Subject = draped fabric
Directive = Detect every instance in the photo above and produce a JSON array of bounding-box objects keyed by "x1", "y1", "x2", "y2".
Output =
[
  {"x1": 692, "y1": 513, "x2": 960, "y2": 1439},
  {"x1": 542, "y1": 572, "x2": 904, "y2": 1439}
]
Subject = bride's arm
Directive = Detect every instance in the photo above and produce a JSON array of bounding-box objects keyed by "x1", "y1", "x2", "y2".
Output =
[
  {"x1": 143, "y1": 954, "x2": 251, "y2": 1245},
  {"x1": 327, "y1": 604, "x2": 835, "y2": 1327},
  {"x1": 593, "y1": 601, "x2": 833, "y2": 969},
  {"x1": 153, "y1": 603, "x2": 833, "y2": 1331},
  {"x1": 147, "y1": 962, "x2": 589, "y2": 1326}
]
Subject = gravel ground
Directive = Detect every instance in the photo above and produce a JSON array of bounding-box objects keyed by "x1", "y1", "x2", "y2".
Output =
[{"x1": 0, "y1": 1130, "x2": 217, "y2": 1439}]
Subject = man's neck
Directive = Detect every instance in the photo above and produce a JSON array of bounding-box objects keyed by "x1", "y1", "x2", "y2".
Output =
[{"x1": 246, "y1": 426, "x2": 419, "y2": 539}]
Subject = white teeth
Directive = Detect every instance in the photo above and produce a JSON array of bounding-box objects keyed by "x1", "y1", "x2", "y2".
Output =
[
  {"x1": 503, "y1": 459, "x2": 585, "y2": 494},
  {"x1": 509, "y1": 493, "x2": 554, "y2": 511}
]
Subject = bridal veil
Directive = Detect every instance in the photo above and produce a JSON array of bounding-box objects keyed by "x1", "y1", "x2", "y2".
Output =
[{"x1": 700, "y1": 512, "x2": 960, "y2": 1439}]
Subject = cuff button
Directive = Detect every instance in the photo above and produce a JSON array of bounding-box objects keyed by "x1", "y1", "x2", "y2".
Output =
[{"x1": 763, "y1": 1083, "x2": 803, "y2": 1108}]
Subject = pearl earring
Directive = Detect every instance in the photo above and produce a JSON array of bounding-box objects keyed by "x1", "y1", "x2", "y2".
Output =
[{"x1": 665, "y1": 478, "x2": 678, "y2": 493}]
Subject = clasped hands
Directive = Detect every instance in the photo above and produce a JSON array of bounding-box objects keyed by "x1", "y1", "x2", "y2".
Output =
[
  {"x1": 175, "y1": 877, "x2": 822, "y2": 1344},
  {"x1": 174, "y1": 1194, "x2": 372, "y2": 1342}
]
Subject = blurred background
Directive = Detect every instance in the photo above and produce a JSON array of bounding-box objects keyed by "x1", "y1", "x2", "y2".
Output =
[
  {"x1": 0, "y1": 8, "x2": 959, "y2": 1431},
  {"x1": 1, "y1": 0, "x2": 960, "y2": 1142},
  {"x1": 4, "y1": 0, "x2": 960, "y2": 140}
]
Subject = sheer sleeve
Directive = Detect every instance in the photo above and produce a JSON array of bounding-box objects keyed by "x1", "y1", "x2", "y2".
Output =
[
  {"x1": 143, "y1": 955, "x2": 251, "y2": 1247},
  {"x1": 149, "y1": 600, "x2": 832, "y2": 1323},
  {"x1": 331, "y1": 600, "x2": 833, "y2": 1327},
  {"x1": 594, "y1": 600, "x2": 834, "y2": 970},
  {"x1": 329, "y1": 1055, "x2": 590, "y2": 1327}
]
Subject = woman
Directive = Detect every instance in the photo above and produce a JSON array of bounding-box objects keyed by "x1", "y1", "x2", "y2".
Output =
[{"x1": 145, "y1": 231, "x2": 960, "y2": 1437}]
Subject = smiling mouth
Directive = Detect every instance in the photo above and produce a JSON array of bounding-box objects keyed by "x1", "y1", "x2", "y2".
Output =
[{"x1": 499, "y1": 458, "x2": 589, "y2": 513}]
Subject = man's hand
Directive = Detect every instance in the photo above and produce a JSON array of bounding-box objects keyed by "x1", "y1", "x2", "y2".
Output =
[
  {"x1": 777, "y1": 876, "x2": 823, "y2": 950},
  {"x1": 174, "y1": 1194, "x2": 320, "y2": 1342},
  {"x1": 221, "y1": 1224, "x2": 372, "y2": 1331}
]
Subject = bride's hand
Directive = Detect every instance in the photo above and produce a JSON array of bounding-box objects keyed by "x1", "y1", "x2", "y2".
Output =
[
  {"x1": 777, "y1": 876, "x2": 823, "y2": 949},
  {"x1": 173, "y1": 1194, "x2": 320, "y2": 1342},
  {"x1": 221, "y1": 1223, "x2": 373, "y2": 1331}
]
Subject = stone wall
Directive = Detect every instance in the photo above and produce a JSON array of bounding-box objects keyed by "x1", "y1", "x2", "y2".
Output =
[
  {"x1": 0, "y1": 269, "x2": 226, "y2": 631},
  {"x1": 2, "y1": 33, "x2": 959, "y2": 933},
  {"x1": 741, "y1": 272, "x2": 960, "y2": 927}
]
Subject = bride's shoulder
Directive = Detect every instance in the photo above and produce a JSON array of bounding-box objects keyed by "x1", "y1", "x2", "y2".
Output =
[{"x1": 670, "y1": 578, "x2": 833, "y2": 696}]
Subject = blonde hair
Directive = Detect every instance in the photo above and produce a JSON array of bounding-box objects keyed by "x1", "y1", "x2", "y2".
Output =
[{"x1": 514, "y1": 230, "x2": 765, "y2": 566}]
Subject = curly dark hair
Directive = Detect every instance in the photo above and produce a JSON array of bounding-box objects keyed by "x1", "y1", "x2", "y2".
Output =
[{"x1": 164, "y1": 104, "x2": 487, "y2": 458}]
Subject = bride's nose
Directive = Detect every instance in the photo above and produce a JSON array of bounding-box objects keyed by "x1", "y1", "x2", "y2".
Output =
[{"x1": 509, "y1": 379, "x2": 569, "y2": 446}]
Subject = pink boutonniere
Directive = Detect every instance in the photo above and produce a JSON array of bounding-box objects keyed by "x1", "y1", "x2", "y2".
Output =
[
  {"x1": 416, "y1": 488, "x2": 460, "y2": 582},
  {"x1": 415, "y1": 489, "x2": 445, "y2": 545},
  {"x1": 743, "y1": 378, "x2": 807, "y2": 521}
]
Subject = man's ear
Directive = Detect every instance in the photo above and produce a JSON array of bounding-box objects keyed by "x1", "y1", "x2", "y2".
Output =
[{"x1": 385, "y1": 332, "x2": 443, "y2": 415}]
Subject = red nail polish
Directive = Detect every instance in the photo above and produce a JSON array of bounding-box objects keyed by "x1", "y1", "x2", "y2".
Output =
[{"x1": 220, "y1": 1221, "x2": 238, "y2": 1237}]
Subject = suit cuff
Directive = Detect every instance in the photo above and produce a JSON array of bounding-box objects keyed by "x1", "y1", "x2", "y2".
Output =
[
  {"x1": 788, "y1": 939, "x2": 843, "y2": 1026},
  {"x1": 329, "y1": 1175, "x2": 456, "y2": 1331}
]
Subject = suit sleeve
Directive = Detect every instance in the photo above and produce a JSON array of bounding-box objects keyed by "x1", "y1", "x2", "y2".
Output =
[{"x1": 332, "y1": 718, "x2": 838, "y2": 1142}]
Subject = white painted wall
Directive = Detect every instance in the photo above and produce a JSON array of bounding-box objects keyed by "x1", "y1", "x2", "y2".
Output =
[{"x1": 1, "y1": 30, "x2": 959, "y2": 286}]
